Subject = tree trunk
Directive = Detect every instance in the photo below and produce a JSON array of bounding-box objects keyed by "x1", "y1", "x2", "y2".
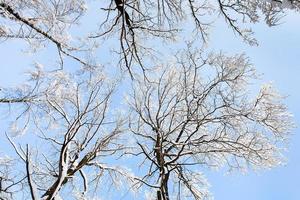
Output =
[{"x1": 155, "y1": 132, "x2": 170, "y2": 200}]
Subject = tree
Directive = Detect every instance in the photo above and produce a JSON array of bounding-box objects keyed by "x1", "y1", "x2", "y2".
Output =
[
  {"x1": 0, "y1": 0, "x2": 297, "y2": 199},
  {"x1": 1, "y1": 0, "x2": 300, "y2": 72},
  {"x1": 0, "y1": 66, "x2": 139, "y2": 199},
  {"x1": 128, "y1": 49, "x2": 293, "y2": 199}
]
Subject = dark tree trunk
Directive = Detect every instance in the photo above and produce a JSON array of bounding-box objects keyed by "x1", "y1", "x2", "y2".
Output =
[{"x1": 155, "y1": 132, "x2": 170, "y2": 200}]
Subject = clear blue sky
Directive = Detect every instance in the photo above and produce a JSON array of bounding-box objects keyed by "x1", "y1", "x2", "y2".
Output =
[{"x1": 0, "y1": 8, "x2": 299, "y2": 200}]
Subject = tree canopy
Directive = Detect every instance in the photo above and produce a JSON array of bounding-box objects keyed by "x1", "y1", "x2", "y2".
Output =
[{"x1": 0, "y1": 0, "x2": 297, "y2": 199}]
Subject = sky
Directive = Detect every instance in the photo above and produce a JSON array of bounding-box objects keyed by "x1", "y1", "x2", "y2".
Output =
[
  {"x1": 205, "y1": 11, "x2": 300, "y2": 200},
  {"x1": 0, "y1": 6, "x2": 300, "y2": 200}
]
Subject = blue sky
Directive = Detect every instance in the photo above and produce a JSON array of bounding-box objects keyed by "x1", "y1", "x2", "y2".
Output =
[
  {"x1": 205, "y1": 11, "x2": 300, "y2": 200},
  {"x1": 0, "y1": 8, "x2": 300, "y2": 200}
]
